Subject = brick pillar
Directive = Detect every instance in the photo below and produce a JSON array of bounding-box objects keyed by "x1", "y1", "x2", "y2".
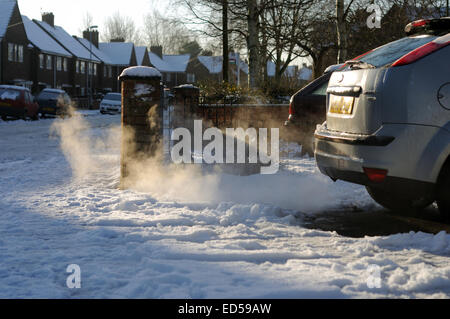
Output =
[
  {"x1": 172, "y1": 84, "x2": 200, "y2": 129},
  {"x1": 119, "y1": 66, "x2": 162, "y2": 188}
]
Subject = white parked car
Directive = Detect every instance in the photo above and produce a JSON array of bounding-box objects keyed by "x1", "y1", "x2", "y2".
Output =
[{"x1": 100, "y1": 93, "x2": 122, "y2": 114}]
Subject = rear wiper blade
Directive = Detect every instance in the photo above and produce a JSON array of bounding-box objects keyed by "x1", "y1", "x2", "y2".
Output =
[{"x1": 345, "y1": 60, "x2": 376, "y2": 69}]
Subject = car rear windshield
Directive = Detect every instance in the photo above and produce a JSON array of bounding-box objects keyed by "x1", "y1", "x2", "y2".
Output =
[
  {"x1": 0, "y1": 88, "x2": 21, "y2": 101},
  {"x1": 104, "y1": 94, "x2": 121, "y2": 101},
  {"x1": 38, "y1": 91, "x2": 61, "y2": 100},
  {"x1": 356, "y1": 35, "x2": 438, "y2": 68}
]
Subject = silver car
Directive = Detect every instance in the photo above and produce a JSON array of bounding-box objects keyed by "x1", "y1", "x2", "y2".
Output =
[
  {"x1": 100, "y1": 93, "x2": 122, "y2": 114},
  {"x1": 314, "y1": 18, "x2": 450, "y2": 217}
]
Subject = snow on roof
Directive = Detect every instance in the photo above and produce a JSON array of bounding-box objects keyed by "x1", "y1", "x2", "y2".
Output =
[
  {"x1": 162, "y1": 55, "x2": 190, "y2": 73},
  {"x1": 120, "y1": 66, "x2": 161, "y2": 78},
  {"x1": 267, "y1": 61, "x2": 276, "y2": 77},
  {"x1": 198, "y1": 54, "x2": 248, "y2": 75},
  {"x1": 266, "y1": 61, "x2": 312, "y2": 80},
  {"x1": 0, "y1": 84, "x2": 31, "y2": 91},
  {"x1": 35, "y1": 20, "x2": 100, "y2": 62},
  {"x1": 148, "y1": 52, "x2": 189, "y2": 73},
  {"x1": 76, "y1": 37, "x2": 113, "y2": 65},
  {"x1": 135, "y1": 46, "x2": 148, "y2": 66},
  {"x1": 299, "y1": 67, "x2": 313, "y2": 81},
  {"x1": 99, "y1": 42, "x2": 134, "y2": 66},
  {"x1": 0, "y1": 0, "x2": 15, "y2": 38},
  {"x1": 198, "y1": 56, "x2": 223, "y2": 74},
  {"x1": 22, "y1": 15, "x2": 72, "y2": 58},
  {"x1": 148, "y1": 52, "x2": 171, "y2": 72}
]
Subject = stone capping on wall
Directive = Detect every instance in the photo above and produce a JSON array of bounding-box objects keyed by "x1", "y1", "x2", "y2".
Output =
[{"x1": 118, "y1": 66, "x2": 162, "y2": 82}]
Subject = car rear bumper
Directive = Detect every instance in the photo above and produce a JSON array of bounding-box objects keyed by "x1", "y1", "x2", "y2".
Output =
[
  {"x1": 316, "y1": 160, "x2": 435, "y2": 197},
  {"x1": 314, "y1": 123, "x2": 439, "y2": 196},
  {"x1": 0, "y1": 105, "x2": 24, "y2": 117},
  {"x1": 39, "y1": 106, "x2": 59, "y2": 115}
]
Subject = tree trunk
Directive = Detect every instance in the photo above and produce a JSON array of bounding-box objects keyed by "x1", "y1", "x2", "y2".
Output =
[
  {"x1": 247, "y1": 0, "x2": 260, "y2": 88},
  {"x1": 336, "y1": 0, "x2": 347, "y2": 63},
  {"x1": 222, "y1": 0, "x2": 229, "y2": 83}
]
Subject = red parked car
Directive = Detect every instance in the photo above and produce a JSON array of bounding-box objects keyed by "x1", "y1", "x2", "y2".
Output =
[{"x1": 0, "y1": 85, "x2": 39, "y2": 121}]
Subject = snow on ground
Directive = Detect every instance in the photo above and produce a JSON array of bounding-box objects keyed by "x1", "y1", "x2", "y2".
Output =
[{"x1": 0, "y1": 114, "x2": 449, "y2": 299}]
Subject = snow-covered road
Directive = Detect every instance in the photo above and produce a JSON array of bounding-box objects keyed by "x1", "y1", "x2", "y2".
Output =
[{"x1": 0, "y1": 113, "x2": 449, "y2": 298}]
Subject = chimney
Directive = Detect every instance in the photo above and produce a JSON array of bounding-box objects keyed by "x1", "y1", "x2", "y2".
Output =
[
  {"x1": 110, "y1": 38, "x2": 125, "y2": 43},
  {"x1": 150, "y1": 46, "x2": 163, "y2": 59},
  {"x1": 42, "y1": 12, "x2": 54, "y2": 27},
  {"x1": 83, "y1": 30, "x2": 99, "y2": 48}
]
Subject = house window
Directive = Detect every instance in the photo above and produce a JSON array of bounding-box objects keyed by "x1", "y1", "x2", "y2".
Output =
[
  {"x1": 76, "y1": 61, "x2": 80, "y2": 74},
  {"x1": 80, "y1": 62, "x2": 85, "y2": 74},
  {"x1": 8, "y1": 43, "x2": 14, "y2": 61},
  {"x1": 94, "y1": 64, "x2": 97, "y2": 76},
  {"x1": 39, "y1": 54, "x2": 44, "y2": 69},
  {"x1": 103, "y1": 66, "x2": 107, "y2": 77},
  {"x1": 63, "y1": 58, "x2": 68, "y2": 72},
  {"x1": 17, "y1": 45, "x2": 23, "y2": 63},
  {"x1": 108, "y1": 66, "x2": 112, "y2": 78},
  {"x1": 166, "y1": 73, "x2": 171, "y2": 82},
  {"x1": 56, "y1": 57, "x2": 62, "y2": 71},
  {"x1": 187, "y1": 73, "x2": 195, "y2": 83},
  {"x1": 46, "y1": 55, "x2": 52, "y2": 70}
]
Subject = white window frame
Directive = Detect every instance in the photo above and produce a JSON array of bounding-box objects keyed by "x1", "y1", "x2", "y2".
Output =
[
  {"x1": 56, "y1": 57, "x2": 62, "y2": 71},
  {"x1": 39, "y1": 54, "x2": 44, "y2": 69},
  {"x1": 8, "y1": 43, "x2": 14, "y2": 61},
  {"x1": 46, "y1": 55, "x2": 52, "y2": 70}
]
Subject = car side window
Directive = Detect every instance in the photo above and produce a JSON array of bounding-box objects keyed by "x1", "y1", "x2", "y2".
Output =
[{"x1": 311, "y1": 81, "x2": 330, "y2": 96}]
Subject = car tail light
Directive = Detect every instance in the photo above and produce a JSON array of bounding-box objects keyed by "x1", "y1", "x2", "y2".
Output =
[
  {"x1": 405, "y1": 19, "x2": 430, "y2": 34},
  {"x1": 289, "y1": 99, "x2": 294, "y2": 115},
  {"x1": 392, "y1": 34, "x2": 450, "y2": 67},
  {"x1": 364, "y1": 167, "x2": 388, "y2": 183}
]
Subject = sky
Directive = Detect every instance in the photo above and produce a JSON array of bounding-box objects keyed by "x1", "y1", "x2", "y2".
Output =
[
  {"x1": 17, "y1": 0, "x2": 310, "y2": 67},
  {"x1": 18, "y1": 0, "x2": 170, "y2": 37}
]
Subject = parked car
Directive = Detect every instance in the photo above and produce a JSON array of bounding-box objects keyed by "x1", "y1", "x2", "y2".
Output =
[
  {"x1": 37, "y1": 88, "x2": 72, "y2": 118},
  {"x1": 284, "y1": 64, "x2": 343, "y2": 155},
  {"x1": 100, "y1": 93, "x2": 122, "y2": 114},
  {"x1": 0, "y1": 85, "x2": 39, "y2": 121},
  {"x1": 314, "y1": 18, "x2": 450, "y2": 217}
]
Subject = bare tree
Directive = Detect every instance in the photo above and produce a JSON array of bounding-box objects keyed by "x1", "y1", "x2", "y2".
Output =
[
  {"x1": 79, "y1": 11, "x2": 94, "y2": 35},
  {"x1": 223, "y1": 0, "x2": 229, "y2": 83},
  {"x1": 101, "y1": 11, "x2": 138, "y2": 43},
  {"x1": 247, "y1": 0, "x2": 260, "y2": 88},
  {"x1": 142, "y1": 9, "x2": 192, "y2": 54}
]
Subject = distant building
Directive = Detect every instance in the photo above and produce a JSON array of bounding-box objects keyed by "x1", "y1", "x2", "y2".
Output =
[
  {"x1": 189, "y1": 53, "x2": 249, "y2": 86},
  {"x1": 98, "y1": 41, "x2": 137, "y2": 92},
  {"x1": 135, "y1": 46, "x2": 151, "y2": 67},
  {"x1": 0, "y1": 0, "x2": 32, "y2": 88},
  {"x1": 22, "y1": 15, "x2": 72, "y2": 94},
  {"x1": 148, "y1": 46, "x2": 190, "y2": 87},
  {"x1": 75, "y1": 34, "x2": 115, "y2": 94},
  {"x1": 34, "y1": 13, "x2": 102, "y2": 97}
]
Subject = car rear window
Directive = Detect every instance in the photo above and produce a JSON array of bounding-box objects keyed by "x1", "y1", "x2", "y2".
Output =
[
  {"x1": 0, "y1": 88, "x2": 21, "y2": 101},
  {"x1": 356, "y1": 35, "x2": 438, "y2": 68},
  {"x1": 104, "y1": 94, "x2": 121, "y2": 101},
  {"x1": 38, "y1": 91, "x2": 61, "y2": 100}
]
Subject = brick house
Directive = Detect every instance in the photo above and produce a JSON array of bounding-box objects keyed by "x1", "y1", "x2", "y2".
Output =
[
  {"x1": 34, "y1": 13, "x2": 101, "y2": 97},
  {"x1": 148, "y1": 46, "x2": 191, "y2": 88},
  {"x1": 190, "y1": 53, "x2": 249, "y2": 86},
  {"x1": 22, "y1": 15, "x2": 73, "y2": 95},
  {"x1": 75, "y1": 32, "x2": 116, "y2": 94},
  {"x1": 0, "y1": 0, "x2": 32, "y2": 88},
  {"x1": 135, "y1": 46, "x2": 151, "y2": 67},
  {"x1": 98, "y1": 41, "x2": 137, "y2": 92}
]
